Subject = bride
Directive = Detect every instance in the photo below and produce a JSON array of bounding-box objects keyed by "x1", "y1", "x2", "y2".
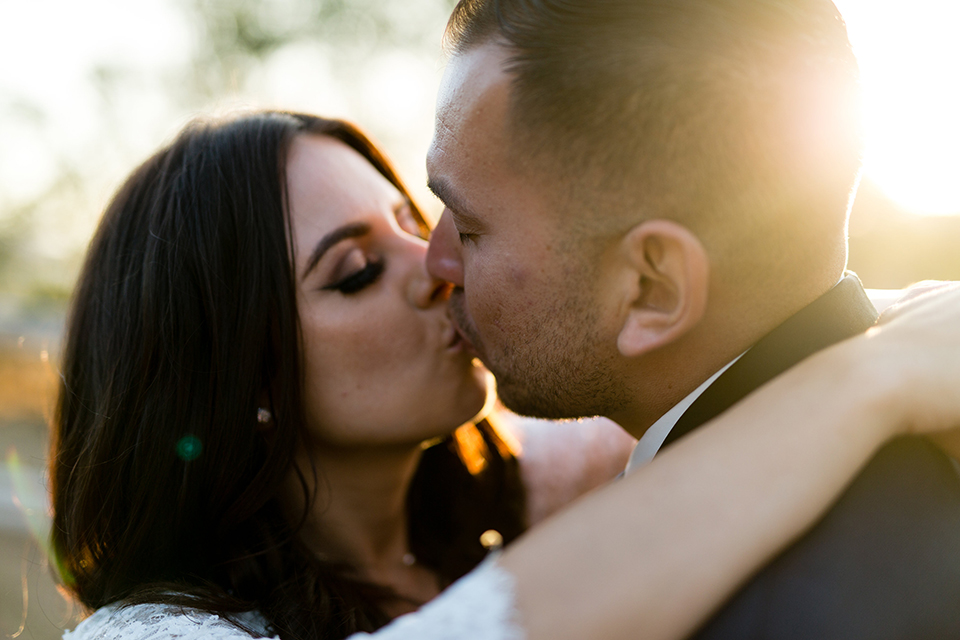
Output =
[{"x1": 55, "y1": 110, "x2": 960, "y2": 640}]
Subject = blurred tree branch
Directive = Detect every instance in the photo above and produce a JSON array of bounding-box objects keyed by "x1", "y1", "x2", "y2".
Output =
[
  {"x1": 0, "y1": 0, "x2": 457, "y2": 311},
  {"x1": 181, "y1": 0, "x2": 457, "y2": 101}
]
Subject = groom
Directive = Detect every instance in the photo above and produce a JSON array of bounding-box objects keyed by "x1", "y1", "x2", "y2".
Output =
[{"x1": 426, "y1": 0, "x2": 960, "y2": 637}]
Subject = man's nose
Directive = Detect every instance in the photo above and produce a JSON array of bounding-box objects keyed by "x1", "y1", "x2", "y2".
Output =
[
  {"x1": 409, "y1": 264, "x2": 453, "y2": 310},
  {"x1": 426, "y1": 209, "x2": 464, "y2": 287}
]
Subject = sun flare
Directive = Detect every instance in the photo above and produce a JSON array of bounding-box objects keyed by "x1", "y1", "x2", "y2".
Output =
[{"x1": 835, "y1": 0, "x2": 960, "y2": 216}]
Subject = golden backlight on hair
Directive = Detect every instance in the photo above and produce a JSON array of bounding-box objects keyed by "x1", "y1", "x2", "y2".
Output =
[
  {"x1": 452, "y1": 425, "x2": 489, "y2": 475},
  {"x1": 451, "y1": 415, "x2": 523, "y2": 476}
]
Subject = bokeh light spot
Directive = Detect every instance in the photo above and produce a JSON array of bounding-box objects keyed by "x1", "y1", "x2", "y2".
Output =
[
  {"x1": 176, "y1": 435, "x2": 202, "y2": 461},
  {"x1": 479, "y1": 529, "x2": 503, "y2": 551}
]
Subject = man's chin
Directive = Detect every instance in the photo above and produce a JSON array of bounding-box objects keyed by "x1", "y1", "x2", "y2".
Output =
[{"x1": 493, "y1": 379, "x2": 579, "y2": 421}]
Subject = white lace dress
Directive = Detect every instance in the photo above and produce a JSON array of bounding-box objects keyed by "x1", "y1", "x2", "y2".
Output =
[{"x1": 63, "y1": 559, "x2": 524, "y2": 640}]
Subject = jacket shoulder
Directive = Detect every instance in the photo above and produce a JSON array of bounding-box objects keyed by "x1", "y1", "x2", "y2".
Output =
[{"x1": 695, "y1": 436, "x2": 960, "y2": 640}]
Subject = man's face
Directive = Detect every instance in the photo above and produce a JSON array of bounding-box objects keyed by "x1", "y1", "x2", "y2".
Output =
[{"x1": 426, "y1": 42, "x2": 627, "y2": 419}]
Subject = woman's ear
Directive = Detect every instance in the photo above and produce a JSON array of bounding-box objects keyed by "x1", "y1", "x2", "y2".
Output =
[{"x1": 615, "y1": 219, "x2": 709, "y2": 358}]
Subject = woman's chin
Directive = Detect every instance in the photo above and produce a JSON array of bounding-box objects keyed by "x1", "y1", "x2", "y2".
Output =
[{"x1": 440, "y1": 374, "x2": 493, "y2": 431}]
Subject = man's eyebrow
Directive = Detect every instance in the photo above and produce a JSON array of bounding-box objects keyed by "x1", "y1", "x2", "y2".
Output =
[
  {"x1": 427, "y1": 178, "x2": 482, "y2": 227},
  {"x1": 302, "y1": 222, "x2": 371, "y2": 280}
]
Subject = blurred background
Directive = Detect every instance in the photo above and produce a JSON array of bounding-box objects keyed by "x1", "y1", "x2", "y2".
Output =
[{"x1": 1, "y1": 0, "x2": 958, "y2": 637}]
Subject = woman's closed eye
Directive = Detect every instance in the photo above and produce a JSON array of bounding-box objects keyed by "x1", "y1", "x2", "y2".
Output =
[{"x1": 323, "y1": 259, "x2": 385, "y2": 294}]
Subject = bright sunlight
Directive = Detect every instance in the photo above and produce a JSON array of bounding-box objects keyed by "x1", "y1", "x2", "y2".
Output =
[{"x1": 836, "y1": 0, "x2": 960, "y2": 216}]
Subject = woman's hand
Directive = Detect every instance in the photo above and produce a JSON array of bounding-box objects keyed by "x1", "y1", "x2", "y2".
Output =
[
  {"x1": 853, "y1": 283, "x2": 960, "y2": 459},
  {"x1": 877, "y1": 280, "x2": 960, "y2": 325},
  {"x1": 855, "y1": 283, "x2": 960, "y2": 438}
]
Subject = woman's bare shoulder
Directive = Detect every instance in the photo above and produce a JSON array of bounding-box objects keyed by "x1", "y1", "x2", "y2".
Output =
[{"x1": 497, "y1": 411, "x2": 637, "y2": 526}]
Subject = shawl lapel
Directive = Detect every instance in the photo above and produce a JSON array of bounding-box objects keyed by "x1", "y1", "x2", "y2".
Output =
[{"x1": 660, "y1": 274, "x2": 879, "y2": 451}]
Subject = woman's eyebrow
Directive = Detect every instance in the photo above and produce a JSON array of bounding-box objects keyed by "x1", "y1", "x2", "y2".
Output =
[{"x1": 302, "y1": 222, "x2": 371, "y2": 280}]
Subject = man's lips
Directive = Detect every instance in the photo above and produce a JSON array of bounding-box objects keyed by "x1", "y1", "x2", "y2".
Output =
[
  {"x1": 445, "y1": 288, "x2": 481, "y2": 356},
  {"x1": 445, "y1": 324, "x2": 462, "y2": 350},
  {"x1": 446, "y1": 319, "x2": 479, "y2": 357}
]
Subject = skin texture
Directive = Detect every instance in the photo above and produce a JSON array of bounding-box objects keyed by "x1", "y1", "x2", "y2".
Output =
[
  {"x1": 426, "y1": 43, "x2": 779, "y2": 436},
  {"x1": 426, "y1": 43, "x2": 631, "y2": 422},
  {"x1": 288, "y1": 134, "x2": 489, "y2": 448}
]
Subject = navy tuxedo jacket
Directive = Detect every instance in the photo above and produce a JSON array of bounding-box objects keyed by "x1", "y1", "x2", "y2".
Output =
[{"x1": 662, "y1": 275, "x2": 960, "y2": 639}]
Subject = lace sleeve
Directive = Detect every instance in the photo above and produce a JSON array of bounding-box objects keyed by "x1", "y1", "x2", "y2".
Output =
[
  {"x1": 64, "y1": 560, "x2": 522, "y2": 640},
  {"x1": 63, "y1": 603, "x2": 276, "y2": 640},
  {"x1": 349, "y1": 558, "x2": 525, "y2": 640}
]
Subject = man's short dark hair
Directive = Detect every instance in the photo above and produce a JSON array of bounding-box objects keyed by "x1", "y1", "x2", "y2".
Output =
[{"x1": 446, "y1": 0, "x2": 863, "y2": 287}]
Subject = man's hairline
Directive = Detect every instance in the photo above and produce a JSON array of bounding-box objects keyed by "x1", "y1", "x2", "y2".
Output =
[
  {"x1": 454, "y1": 39, "x2": 635, "y2": 251},
  {"x1": 438, "y1": 36, "x2": 613, "y2": 243},
  {"x1": 443, "y1": 27, "x2": 763, "y2": 258}
]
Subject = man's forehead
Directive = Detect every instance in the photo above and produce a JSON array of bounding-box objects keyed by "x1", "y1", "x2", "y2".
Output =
[
  {"x1": 432, "y1": 42, "x2": 512, "y2": 154},
  {"x1": 427, "y1": 41, "x2": 557, "y2": 232}
]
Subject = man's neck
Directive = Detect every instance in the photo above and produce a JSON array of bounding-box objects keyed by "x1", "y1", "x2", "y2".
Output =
[
  {"x1": 608, "y1": 286, "x2": 826, "y2": 439},
  {"x1": 609, "y1": 339, "x2": 753, "y2": 439},
  {"x1": 624, "y1": 352, "x2": 744, "y2": 473}
]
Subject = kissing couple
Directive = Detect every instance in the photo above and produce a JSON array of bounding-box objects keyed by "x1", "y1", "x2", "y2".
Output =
[{"x1": 58, "y1": 1, "x2": 960, "y2": 640}]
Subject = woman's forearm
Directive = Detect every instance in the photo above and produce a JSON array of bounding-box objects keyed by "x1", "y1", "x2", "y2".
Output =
[{"x1": 500, "y1": 336, "x2": 904, "y2": 640}]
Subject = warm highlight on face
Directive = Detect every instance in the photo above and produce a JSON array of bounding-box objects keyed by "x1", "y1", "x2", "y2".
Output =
[{"x1": 288, "y1": 134, "x2": 489, "y2": 448}]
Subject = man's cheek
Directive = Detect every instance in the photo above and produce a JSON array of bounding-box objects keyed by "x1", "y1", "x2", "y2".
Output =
[
  {"x1": 469, "y1": 255, "x2": 536, "y2": 327},
  {"x1": 507, "y1": 264, "x2": 531, "y2": 291}
]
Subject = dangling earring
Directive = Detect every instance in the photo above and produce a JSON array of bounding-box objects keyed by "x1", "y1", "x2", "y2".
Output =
[{"x1": 257, "y1": 407, "x2": 273, "y2": 424}]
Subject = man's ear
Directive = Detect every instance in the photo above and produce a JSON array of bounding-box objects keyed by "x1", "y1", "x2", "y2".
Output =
[{"x1": 616, "y1": 219, "x2": 709, "y2": 358}]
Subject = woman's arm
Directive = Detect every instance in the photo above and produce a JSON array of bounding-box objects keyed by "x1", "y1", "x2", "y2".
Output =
[{"x1": 501, "y1": 286, "x2": 960, "y2": 640}]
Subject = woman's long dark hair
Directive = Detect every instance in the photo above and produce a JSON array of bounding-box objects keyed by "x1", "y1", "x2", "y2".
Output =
[{"x1": 51, "y1": 111, "x2": 526, "y2": 639}]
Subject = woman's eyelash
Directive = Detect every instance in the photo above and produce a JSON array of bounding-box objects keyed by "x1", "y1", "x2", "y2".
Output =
[{"x1": 323, "y1": 260, "x2": 385, "y2": 294}]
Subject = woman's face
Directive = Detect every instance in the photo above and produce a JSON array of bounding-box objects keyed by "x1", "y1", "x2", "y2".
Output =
[{"x1": 287, "y1": 134, "x2": 489, "y2": 448}]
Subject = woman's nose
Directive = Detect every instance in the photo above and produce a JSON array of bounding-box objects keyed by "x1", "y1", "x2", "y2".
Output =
[{"x1": 408, "y1": 244, "x2": 453, "y2": 309}]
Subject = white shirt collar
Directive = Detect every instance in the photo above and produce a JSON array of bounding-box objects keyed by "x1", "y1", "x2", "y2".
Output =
[
  {"x1": 624, "y1": 353, "x2": 744, "y2": 476},
  {"x1": 624, "y1": 278, "x2": 852, "y2": 475}
]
